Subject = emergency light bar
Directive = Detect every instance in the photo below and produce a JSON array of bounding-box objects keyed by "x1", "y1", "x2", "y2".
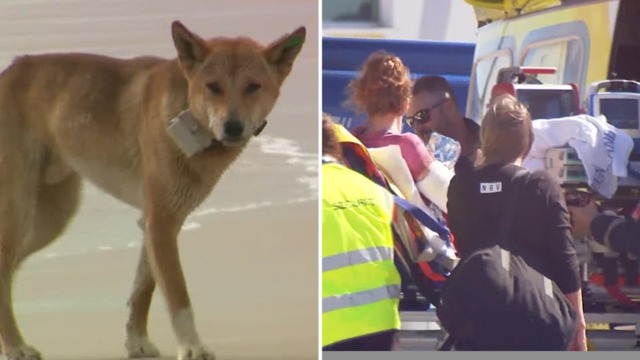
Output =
[{"x1": 495, "y1": 66, "x2": 557, "y2": 85}]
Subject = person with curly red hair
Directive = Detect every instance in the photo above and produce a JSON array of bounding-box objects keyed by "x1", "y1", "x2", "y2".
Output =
[{"x1": 348, "y1": 51, "x2": 453, "y2": 213}]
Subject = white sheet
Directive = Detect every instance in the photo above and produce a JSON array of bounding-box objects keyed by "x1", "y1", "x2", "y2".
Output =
[{"x1": 522, "y1": 115, "x2": 634, "y2": 198}]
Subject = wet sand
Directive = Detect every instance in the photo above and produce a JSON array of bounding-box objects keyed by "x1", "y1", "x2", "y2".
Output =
[
  {"x1": 0, "y1": 0, "x2": 319, "y2": 359},
  {"x1": 15, "y1": 201, "x2": 317, "y2": 360}
]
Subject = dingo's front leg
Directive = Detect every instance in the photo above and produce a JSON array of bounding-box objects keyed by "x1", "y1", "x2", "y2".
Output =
[{"x1": 143, "y1": 194, "x2": 213, "y2": 360}]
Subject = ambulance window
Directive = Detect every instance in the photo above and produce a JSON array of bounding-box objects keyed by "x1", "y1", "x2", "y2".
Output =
[
  {"x1": 521, "y1": 37, "x2": 583, "y2": 86},
  {"x1": 468, "y1": 51, "x2": 512, "y2": 122},
  {"x1": 323, "y1": 0, "x2": 380, "y2": 26}
]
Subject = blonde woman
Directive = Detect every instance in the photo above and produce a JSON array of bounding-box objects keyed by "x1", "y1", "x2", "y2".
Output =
[{"x1": 446, "y1": 94, "x2": 587, "y2": 351}]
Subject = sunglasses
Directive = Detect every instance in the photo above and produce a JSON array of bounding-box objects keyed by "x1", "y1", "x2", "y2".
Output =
[{"x1": 406, "y1": 98, "x2": 448, "y2": 127}]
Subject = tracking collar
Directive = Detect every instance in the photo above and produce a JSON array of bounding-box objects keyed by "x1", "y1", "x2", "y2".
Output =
[
  {"x1": 166, "y1": 110, "x2": 268, "y2": 157},
  {"x1": 166, "y1": 110, "x2": 213, "y2": 157},
  {"x1": 254, "y1": 120, "x2": 268, "y2": 136}
]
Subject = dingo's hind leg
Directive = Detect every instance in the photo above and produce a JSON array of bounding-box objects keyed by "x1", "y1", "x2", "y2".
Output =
[
  {"x1": 0, "y1": 149, "x2": 43, "y2": 360},
  {"x1": 0, "y1": 141, "x2": 80, "y2": 360},
  {"x1": 126, "y1": 245, "x2": 161, "y2": 358},
  {"x1": 18, "y1": 170, "x2": 82, "y2": 262},
  {"x1": 0, "y1": 224, "x2": 42, "y2": 360}
]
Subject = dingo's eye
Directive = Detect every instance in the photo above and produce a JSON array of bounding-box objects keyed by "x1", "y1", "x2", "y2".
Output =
[
  {"x1": 246, "y1": 82, "x2": 261, "y2": 94},
  {"x1": 207, "y1": 83, "x2": 223, "y2": 95}
]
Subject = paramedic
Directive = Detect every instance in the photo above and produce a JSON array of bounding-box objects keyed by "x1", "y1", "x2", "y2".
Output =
[
  {"x1": 322, "y1": 115, "x2": 402, "y2": 351},
  {"x1": 447, "y1": 94, "x2": 587, "y2": 350}
]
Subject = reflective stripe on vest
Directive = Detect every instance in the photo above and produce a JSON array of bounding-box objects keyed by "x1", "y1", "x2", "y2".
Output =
[
  {"x1": 322, "y1": 284, "x2": 401, "y2": 313},
  {"x1": 322, "y1": 246, "x2": 394, "y2": 272}
]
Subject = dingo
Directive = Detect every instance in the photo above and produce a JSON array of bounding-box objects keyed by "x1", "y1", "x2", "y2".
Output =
[{"x1": 0, "y1": 21, "x2": 305, "y2": 360}]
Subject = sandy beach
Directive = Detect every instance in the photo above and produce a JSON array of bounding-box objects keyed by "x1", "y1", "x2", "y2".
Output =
[
  {"x1": 0, "y1": 0, "x2": 319, "y2": 359},
  {"x1": 14, "y1": 201, "x2": 317, "y2": 360}
]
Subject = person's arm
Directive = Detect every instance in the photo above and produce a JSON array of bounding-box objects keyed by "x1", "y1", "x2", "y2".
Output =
[
  {"x1": 567, "y1": 201, "x2": 599, "y2": 238},
  {"x1": 568, "y1": 202, "x2": 640, "y2": 257},
  {"x1": 400, "y1": 134, "x2": 453, "y2": 212},
  {"x1": 446, "y1": 172, "x2": 468, "y2": 256},
  {"x1": 591, "y1": 211, "x2": 640, "y2": 257},
  {"x1": 415, "y1": 162, "x2": 454, "y2": 213},
  {"x1": 544, "y1": 225, "x2": 587, "y2": 351},
  {"x1": 564, "y1": 291, "x2": 587, "y2": 351},
  {"x1": 538, "y1": 173, "x2": 587, "y2": 351}
]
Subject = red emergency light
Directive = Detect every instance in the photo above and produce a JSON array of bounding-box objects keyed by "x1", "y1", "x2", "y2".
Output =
[{"x1": 520, "y1": 66, "x2": 557, "y2": 75}]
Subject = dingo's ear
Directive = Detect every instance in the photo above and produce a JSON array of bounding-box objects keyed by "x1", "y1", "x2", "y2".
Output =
[
  {"x1": 264, "y1": 26, "x2": 306, "y2": 84},
  {"x1": 172, "y1": 21, "x2": 208, "y2": 72}
]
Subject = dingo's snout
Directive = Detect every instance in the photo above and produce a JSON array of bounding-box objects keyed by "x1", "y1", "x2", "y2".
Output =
[{"x1": 223, "y1": 117, "x2": 245, "y2": 141}]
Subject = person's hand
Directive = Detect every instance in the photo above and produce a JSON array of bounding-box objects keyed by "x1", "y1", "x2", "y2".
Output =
[
  {"x1": 567, "y1": 201, "x2": 599, "y2": 238},
  {"x1": 569, "y1": 321, "x2": 587, "y2": 351}
]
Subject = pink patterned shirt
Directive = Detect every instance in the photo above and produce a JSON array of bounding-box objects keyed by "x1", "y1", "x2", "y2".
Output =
[{"x1": 352, "y1": 126, "x2": 434, "y2": 181}]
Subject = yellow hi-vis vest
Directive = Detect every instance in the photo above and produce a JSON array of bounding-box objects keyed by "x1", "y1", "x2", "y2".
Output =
[{"x1": 322, "y1": 161, "x2": 401, "y2": 347}]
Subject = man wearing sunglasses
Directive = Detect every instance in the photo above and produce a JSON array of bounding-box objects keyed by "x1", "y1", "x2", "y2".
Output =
[{"x1": 407, "y1": 76, "x2": 481, "y2": 169}]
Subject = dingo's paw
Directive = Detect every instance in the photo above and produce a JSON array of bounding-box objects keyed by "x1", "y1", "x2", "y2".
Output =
[
  {"x1": 3, "y1": 344, "x2": 41, "y2": 360},
  {"x1": 177, "y1": 345, "x2": 214, "y2": 360},
  {"x1": 125, "y1": 335, "x2": 161, "y2": 358}
]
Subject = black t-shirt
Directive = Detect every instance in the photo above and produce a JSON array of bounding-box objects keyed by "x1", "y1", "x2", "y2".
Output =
[
  {"x1": 447, "y1": 162, "x2": 581, "y2": 294},
  {"x1": 454, "y1": 117, "x2": 481, "y2": 171},
  {"x1": 463, "y1": 117, "x2": 480, "y2": 134}
]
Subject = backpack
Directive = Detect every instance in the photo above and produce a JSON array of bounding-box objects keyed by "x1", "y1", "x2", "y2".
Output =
[{"x1": 436, "y1": 170, "x2": 578, "y2": 350}]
